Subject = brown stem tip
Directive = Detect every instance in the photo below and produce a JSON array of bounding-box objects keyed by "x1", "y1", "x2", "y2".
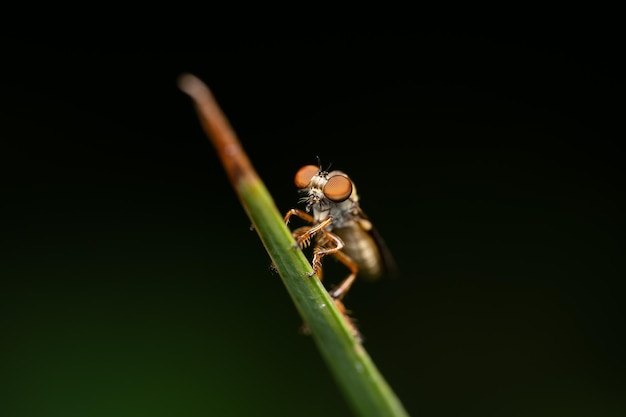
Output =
[{"x1": 178, "y1": 73, "x2": 256, "y2": 184}]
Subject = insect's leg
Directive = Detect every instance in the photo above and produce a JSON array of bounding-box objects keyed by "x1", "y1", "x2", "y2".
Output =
[
  {"x1": 310, "y1": 240, "x2": 326, "y2": 282},
  {"x1": 294, "y1": 217, "x2": 333, "y2": 250},
  {"x1": 283, "y1": 208, "x2": 313, "y2": 225},
  {"x1": 304, "y1": 231, "x2": 362, "y2": 343},
  {"x1": 326, "y1": 249, "x2": 362, "y2": 342},
  {"x1": 270, "y1": 210, "x2": 314, "y2": 271},
  {"x1": 284, "y1": 209, "x2": 332, "y2": 248},
  {"x1": 308, "y1": 228, "x2": 343, "y2": 277},
  {"x1": 290, "y1": 225, "x2": 315, "y2": 249},
  {"x1": 327, "y1": 249, "x2": 359, "y2": 300},
  {"x1": 310, "y1": 239, "x2": 326, "y2": 275},
  {"x1": 334, "y1": 298, "x2": 362, "y2": 343},
  {"x1": 284, "y1": 209, "x2": 313, "y2": 246}
]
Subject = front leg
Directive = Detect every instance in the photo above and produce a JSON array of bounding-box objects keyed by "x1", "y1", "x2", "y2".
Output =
[
  {"x1": 297, "y1": 217, "x2": 333, "y2": 250},
  {"x1": 284, "y1": 208, "x2": 314, "y2": 225},
  {"x1": 309, "y1": 229, "x2": 344, "y2": 277},
  {"x1": 284, "y1": 209, "x2": 334, "y2": 249}
]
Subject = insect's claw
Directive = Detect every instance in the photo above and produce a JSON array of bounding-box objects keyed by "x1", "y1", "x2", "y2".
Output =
[{"x1": 297, "y1": 236, "x2": 311, "y2": 249}]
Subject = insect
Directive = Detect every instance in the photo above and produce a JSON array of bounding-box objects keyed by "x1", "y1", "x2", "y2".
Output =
[{"x1": 284, "y1": 162, "x2": 396, "y2": 339}]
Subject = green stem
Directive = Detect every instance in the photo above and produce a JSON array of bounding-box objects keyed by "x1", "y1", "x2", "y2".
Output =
[{"x1": 178, "y1": 74, "x2": 410, "y2": 417}]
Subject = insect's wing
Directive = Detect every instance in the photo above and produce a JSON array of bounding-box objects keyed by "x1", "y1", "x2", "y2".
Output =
[
  {"x1": 367, "y1": 223, "x2": 398, "y2": 278},
  {"x1": 354, "y1": 208, "x2": 398, "y2": 279}
]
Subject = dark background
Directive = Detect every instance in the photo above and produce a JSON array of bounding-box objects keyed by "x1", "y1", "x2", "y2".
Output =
[{"x1": 1, "y1": 28, "x2": 624, "y2": 416}]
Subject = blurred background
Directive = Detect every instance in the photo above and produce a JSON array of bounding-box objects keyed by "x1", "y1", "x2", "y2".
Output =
[{"x1": 1, "y1": 27, "x2": 624, "y2": 416}]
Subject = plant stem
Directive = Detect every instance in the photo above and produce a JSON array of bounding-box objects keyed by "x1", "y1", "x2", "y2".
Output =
[{"x1": 178, "y1": 74, "x2": 410, "y2": 417}]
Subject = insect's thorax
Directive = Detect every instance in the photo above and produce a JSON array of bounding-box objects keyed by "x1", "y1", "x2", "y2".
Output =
[{"x1": 311, "y1": 198, "x2": 358, "y2": 229}]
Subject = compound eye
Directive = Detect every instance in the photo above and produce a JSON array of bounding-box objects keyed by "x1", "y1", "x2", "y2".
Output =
[
  {"x1": 294, "y1": 165, "x2": 319, "y2": 188},
  {"x1": 324, "y1": 175, "x2": 352, "y2": 202}
]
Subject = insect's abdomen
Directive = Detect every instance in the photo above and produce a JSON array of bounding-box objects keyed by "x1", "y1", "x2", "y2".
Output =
[{"x1": 334, "y1": 224, "x2": 384, "y2": 280}]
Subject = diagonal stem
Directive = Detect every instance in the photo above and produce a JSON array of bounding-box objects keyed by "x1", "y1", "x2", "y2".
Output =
[{"x1": 178, "y1": 73, "x2": 410, "y2": 417}]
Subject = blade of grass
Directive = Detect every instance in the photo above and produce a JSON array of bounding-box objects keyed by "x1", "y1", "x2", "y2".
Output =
[{"x1": 178, "y1": 74, "x2": 410, "y2": 417}]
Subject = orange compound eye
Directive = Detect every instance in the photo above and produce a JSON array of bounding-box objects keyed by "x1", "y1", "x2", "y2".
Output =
[
  {"x1": 294, "y1": 165, "x2": 319, "y2": 188},
  {"x1": 323, "y1": 175, "x2": 352, "y2": 202}
]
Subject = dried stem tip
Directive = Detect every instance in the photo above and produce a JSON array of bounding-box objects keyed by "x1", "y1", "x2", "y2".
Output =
[{"x1": 178, "y1": 73, "x2": 257, "y2": 185}]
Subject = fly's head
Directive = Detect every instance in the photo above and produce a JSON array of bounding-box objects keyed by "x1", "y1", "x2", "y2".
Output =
[{"x1": 294, "y1": 164, "x2": 358, "y2": 225}]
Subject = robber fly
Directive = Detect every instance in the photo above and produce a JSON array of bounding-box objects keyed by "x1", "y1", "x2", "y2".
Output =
[{"x1": 284, "y1": 163, "x2": 396, "y2": 339}]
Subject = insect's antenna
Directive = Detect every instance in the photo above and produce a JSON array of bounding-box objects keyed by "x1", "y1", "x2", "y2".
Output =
[
  {"x1": 315, "y1": 155, "x2": 332, "y2": 173},
  {"x1": 315, "y1": 155, "x2": 322, "y2": 169}
]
